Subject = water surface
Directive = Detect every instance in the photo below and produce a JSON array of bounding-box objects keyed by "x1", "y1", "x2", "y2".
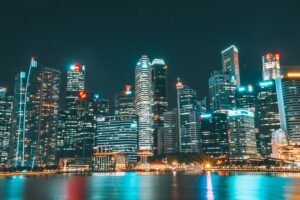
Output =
[{"x1": 0, "y1": 172, "x2": 300, "y2": 200}]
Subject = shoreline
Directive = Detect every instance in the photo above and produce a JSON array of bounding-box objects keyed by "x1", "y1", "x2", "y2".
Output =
[{"x1": 2, "y1": 168, "x2": 300, "y2": 177}]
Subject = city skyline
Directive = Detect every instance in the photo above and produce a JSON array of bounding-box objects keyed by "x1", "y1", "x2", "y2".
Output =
[
  {"x1": 1, "y1": 1, "x2": 300, "y2": 107},
  {"x1": 2, "y1": 2, "x2": 300, "y2": 199}
]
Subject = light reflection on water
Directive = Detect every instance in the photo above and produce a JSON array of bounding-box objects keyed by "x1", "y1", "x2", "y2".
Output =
[{"x1": 0, "y1": 172, "x2": 300, "y2": 200}]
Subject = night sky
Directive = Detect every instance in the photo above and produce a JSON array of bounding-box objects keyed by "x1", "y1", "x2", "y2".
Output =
[{"x1": 1, "y1": 0, "x2": 300, "y2": 108}]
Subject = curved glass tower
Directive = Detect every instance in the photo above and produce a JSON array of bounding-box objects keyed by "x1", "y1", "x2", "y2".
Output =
[{"x1": 135, "y1": 55, "x2": 153, "y2": 151}]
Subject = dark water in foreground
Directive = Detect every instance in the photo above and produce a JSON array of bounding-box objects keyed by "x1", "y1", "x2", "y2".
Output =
[{"x1": 1, "y1": 172, "x2": 300, "y2": 200}]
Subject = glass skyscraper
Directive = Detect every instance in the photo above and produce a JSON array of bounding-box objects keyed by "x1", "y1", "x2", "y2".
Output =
[
  {"x1": 200, "y1": 112, "x2": 229, "y2": 159},
  {"x1": 209, "y1": 70, "x2": 236, "y2": 112},
  {"x1": 135, "y1": 55, "x2": 154, "y2": 151},
  {"x1": 162, "y1": 109, "x2": 178, "y2": 154},
  {"x1": 36, "y1": 67, "x2": 61, "y2": 167},
  {"x1": 256, "y1": 80, "x2": 280, "y2": 158},
  {"x1": 228, "y1": 110, "x2": 258, "y2": 160},
  {"x1": 221, "y1": 45, "x2": 240, "y2": 86},
  {"x1": 176, "y1": 80, "x2": 201, "y2": 153},
  {"x1": 151, "y1": 58, "x2": 168, "y2": 155},
  {"x1": 64, "y1": 64, "x2": 86, "y2": 157},
  {"x1": 276, "y1": 66, "x2": 300, "y2": 144}
]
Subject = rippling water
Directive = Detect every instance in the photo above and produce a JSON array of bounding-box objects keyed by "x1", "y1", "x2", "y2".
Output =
[{"x1": 1, "y1": 172, "x2": 300, "y2": 200}]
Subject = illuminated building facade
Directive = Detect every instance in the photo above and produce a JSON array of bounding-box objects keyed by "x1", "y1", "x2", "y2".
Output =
[
  {"x1": 74, "y1": 91, "x2": 96, "y2": 162},
  {"x1": 115, "y1": 85, "x2": 135, "y2": 115},
  {"x1": 151, "y1": 59, "x2": 168, "y2": 155},
  {"x1": 135, "y1": 55, "x2": 154, "y2": 151},
  {"x1": 36, "y1": 67, "x2": 61, "y2": 166},
  {"x1": 221, "y1": 45, "x2": 240, "y2": 86},
  {"x1": 276, "y1": 66, "x2": 300, "y2": 144},
  {"x1": 8, "y1": 72, "x2": 26, "y2": 167},
  {"x1": 256, "y1": 80, "x2": 280, "y2": 158},
  {"x1": 162, "y1": 109, "x2": 178, "y2": 154},
  {"x1": 0, "y1": 87, "x2": 13, "y2": 166},
  {"x1": 209, "y1": 71, "x2": 236, "y2": 112},
  {"x1": 95, "y1": 115, "x2": 138, "y2": 163},
  {"x1": 176, "y1": 80, "x2": 201, "y2": 153},
  {"x1": 64, "y1": 64, "x2": 86, "y2": 157},
  {"x1": 228, "y1": 110, "x2": 258, "y2": 160},
  {"x1": 22, "y1": 65, "x2": 61, "y2": 167},
  {"x1": 235, "y1": 85, "x2": 255, "y2": 112},
  {"x1": 262, "y1": 53, "x2": 280, "y2": 80},
  {"x1": 200, "y1": 112, "x2": 229, "y2": 158}
]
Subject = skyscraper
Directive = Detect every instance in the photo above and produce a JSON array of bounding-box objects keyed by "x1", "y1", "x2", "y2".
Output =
[
  {"x1": 96, "y1": 115, "x2": 138, "y2": 163},
  {"x1": 74, "y1": 91, "x2": 95, "y2": 162},
  {"x1": 135, "y1": 55, "x2": 154, "y2": 151},
  {"x1": 262, "y1": 53, "x2": 280, "y2": 80},
  {"x1": 23, "y1": 58, "x2": 39, "y2": 167},
  {"x1": 228, "y1": 110, "x2": 257, "y2": 160},
  {"x1": 8, "y1": 72, "x2": 26, "y2": 167},
  {"x1": 276, "y1": 66, "x2": 300, "y2": 144},
  {"x1": 200, "y1": 112, "x2": 229, "y2": 159},
  {"x1": 36, "y1": 67, "x2": 61, "y2": 166},
  {"x1": 176, "y1": 79, "x2": 201, "y2": 153},
  {"x1": 162, "y1": 109, "x2": 178, "y2": 154},
  {"x1": 64, "y1": 64, "x2": 86, "y2": 157},
  {"x1": 0, "y1": 87, "x2": 13, "y2": 166},
  {"x1": 21, "y1": 63, "x2": 61, "y2": 168},
  {"x1": 115, "y1": 85, "x2": 135, "y2": 115},
  {"x1": 151, "y1": 58, "x2": 168, "y2": 155},
  {"x1": 256, "y1": 80, "x2": 280, "y2": 158},
  {"x1": 235, "y1": 85, "x2": 256, "y2": 112},
  {"x1": 209, "y1": 71, "x2": 236, "y2": 112},
  {"x1": 221, "y1": 45, "x2": 240, "y2": 86}
]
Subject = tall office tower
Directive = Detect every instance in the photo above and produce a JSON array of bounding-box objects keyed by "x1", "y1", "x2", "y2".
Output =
[
  {"x1": 209, "y1": 71, "x2": 236, "y2": 112},
  {"x1": 262, "y1": 53, "x2": 280, "y2": 80},
  {"x1": 13, "y1": 63, "x2": 61, "y2": 168},
  {"x1": 151, "y1": 59, "x2": 168, "y2": 155},
  {"x1": 235, "y1": 85, "x2": 256, "y2": 112},
  {"x1": 23, "y1": 59, "x2": 40, "y2": 167},
  {"x1": 276, "y1": 66, "x2": 300, "y2": 144},
  {"x1": 135, "y1": 55, "x2": 154, "y2": 151},
  {"x1": 200, "y1": 112, "x2": 229, "y2": 159},
  {"x1": 64, "y1": 64, "x2": 85, "y2": 157},
  {"x1": 162, "y1": 109, "x2": 178, "y2": 154},
  {"x1": 8, "y1": 72, "x2": 26, "y2": 167},
  {"x1": 0, "y1": 87, "x2": 13, "y2": 166},
  {"x1": 35, "y1": 68, "x2": 61, "y2": 166},
  {"x1": 115, "y1": 85, "x2": 135, "y2": 115},
  {"x1": 228, "y1": 110, "x2": 257, "y2": 160},
  {"x1": 221, "y1": 45, "x2": 240, "y2": 86},
  {"x1": 74, "y1": 91, "x2": 95, "y2": 162},
  {"x1": 176, "y1": 79, "x2": 201, "y2": 153},
  {"x1": 96, "y1": 115, "x2": 138, "y2": 163},
  {"x1": 56, "y1": 110, "x2": 66, "y2": 160},
  {"x1": 72, "y1": 92, "x2": 110, "y2": 162},
  {"x1": 256, "y1": 80, "x2": 280, "y2": 158}
]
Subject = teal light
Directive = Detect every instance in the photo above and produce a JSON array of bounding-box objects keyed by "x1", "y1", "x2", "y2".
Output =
[
  {"x1": 238, "y1": 87, "x2": 245, "y2": 92},
  {"x1": 259, "y1": 80, "x2": 273, "y2": 88},
  {"x1": 201, "y1": 114, "x2": 212, "y2": 119}
]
